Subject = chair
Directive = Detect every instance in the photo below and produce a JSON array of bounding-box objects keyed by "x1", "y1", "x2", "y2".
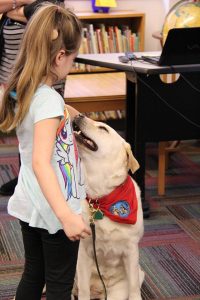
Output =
[
  {"x1": 158, "y1": 141, "x2": 181, "y2": 195},
  {"x1": 152, "y1": 31, "x2": 180, "y2": 196}
]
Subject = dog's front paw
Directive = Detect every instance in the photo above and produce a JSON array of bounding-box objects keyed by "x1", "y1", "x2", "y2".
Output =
[{"x1": 77, "y1": 292, "x2": 91, "y2": 300}]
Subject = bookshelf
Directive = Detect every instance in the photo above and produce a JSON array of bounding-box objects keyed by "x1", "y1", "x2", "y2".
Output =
[
  {"x1": 77, "y1": 11, "x2": 145, "y2": 50},
  {"x1": 67, "y1": 11, "x2": 145, "y2": 128},
  {"x1": 73, "y1": 11, "x2": 145, "y2": 72}
]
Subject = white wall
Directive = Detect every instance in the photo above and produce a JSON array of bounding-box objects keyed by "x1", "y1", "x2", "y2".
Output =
[{"x1": 66, "y1": 0, "x2": 179, "y2": 51}]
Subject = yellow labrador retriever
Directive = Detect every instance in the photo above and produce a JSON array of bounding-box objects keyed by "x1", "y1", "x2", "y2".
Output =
[{"x1": 73, "y1": 114, "x2": 144, "y2": 300}]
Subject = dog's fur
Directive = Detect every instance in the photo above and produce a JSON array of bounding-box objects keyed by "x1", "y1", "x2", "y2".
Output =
[{"x1": 73, "y1": 115, "x2": 144, "y2": 300}]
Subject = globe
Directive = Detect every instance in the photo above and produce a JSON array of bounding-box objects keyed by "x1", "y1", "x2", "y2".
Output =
[{"x1": 162, "y1": 0, "x2": 200, "y2": 43}]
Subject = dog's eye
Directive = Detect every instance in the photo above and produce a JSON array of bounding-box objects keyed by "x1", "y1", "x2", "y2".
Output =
[{"x1": 98, "y1": 126, "x2": 109, "y2": 133}]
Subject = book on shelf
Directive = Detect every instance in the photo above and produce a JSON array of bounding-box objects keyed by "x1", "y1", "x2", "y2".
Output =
[
  {"x1": 114, "y1": 26, "x2": 123, "y2": 52},
  {"x1": 108, "y1": 26, "x2": 116, "y2": 52},
  {"x1": 88, "y1": 24, "x2": 98, "y2": 54},
  {"x1": 99, "y1": 24, "x2": 106, "y2": 53},
  {"x1": 96, "y1": 28, "x2": 104, "y2": 53}
]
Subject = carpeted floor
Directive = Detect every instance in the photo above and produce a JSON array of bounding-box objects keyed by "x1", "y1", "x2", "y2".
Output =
[
  {"x1": 0, "y1": 138, "x2": 200, "y2": 300},
  {"x1": 140, "y1": 198, "x2": 200, "y2": 299}
]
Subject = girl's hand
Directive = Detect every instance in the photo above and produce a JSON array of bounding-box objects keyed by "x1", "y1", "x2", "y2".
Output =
[
  {"x1": 0, "y1": 0, "x2": 34, "y2": 14},
  {"x1": 6, "y1": 0, "x2": 35, "y2": 21},
  {"x1": 62, "y1": 213, "x2": 91, "y2": 241},
  {"x1": 19, "y1": 0, "x2": 36, "y2": 5},
  {"x1": 7, "y1": 6, "x2": 27, "y2": 22}
]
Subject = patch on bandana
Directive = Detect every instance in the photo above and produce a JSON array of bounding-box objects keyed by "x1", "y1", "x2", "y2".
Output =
[{"x1": 109, "y1": 200, "x2": 130, "y2": 218}]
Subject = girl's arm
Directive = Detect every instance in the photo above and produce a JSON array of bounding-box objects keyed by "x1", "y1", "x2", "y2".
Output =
[{"x1": 32, "y1": 117, "x2": 91, "y2": 240}]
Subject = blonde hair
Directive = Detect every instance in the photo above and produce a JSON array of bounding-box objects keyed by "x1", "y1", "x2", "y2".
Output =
[{"x1": 0, "y1": 4, "x2": 82, "y2": 132}]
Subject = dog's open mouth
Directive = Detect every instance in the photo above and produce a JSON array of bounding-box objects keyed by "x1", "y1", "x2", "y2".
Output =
[{"x1": 73, "y1": 123, "x2": 98, "y2": 152}]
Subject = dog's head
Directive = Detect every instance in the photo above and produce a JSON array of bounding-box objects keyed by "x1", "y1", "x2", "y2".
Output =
[{"x1": 73, "y1": 114, "x2": 139, "y2": 174}]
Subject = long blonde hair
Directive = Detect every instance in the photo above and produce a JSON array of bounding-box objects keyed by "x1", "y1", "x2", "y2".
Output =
[{"x1": 0, "y1": 4, "x2": 82, "y2": 132}]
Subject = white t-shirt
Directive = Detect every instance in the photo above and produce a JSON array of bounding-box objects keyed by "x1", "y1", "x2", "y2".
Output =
[{"x1": 8, "y1": 85, "x2": 86, "y2": 234}]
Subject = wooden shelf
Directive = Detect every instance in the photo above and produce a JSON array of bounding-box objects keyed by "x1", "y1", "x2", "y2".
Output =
[
  {"x1": 76, "y1": 11, "x2": 145, "y2": 19},
  {"x1": 70, "y1": 66, "x2": 115, "y2": 74},
  {"x1": 71, "y1": 10, "x2": 145, "y2": 73},
  {"x1": 65, "y1": 72, "x2": 126, "y2": 113},
  {"x1": 77, "y1": 11, "x2": 145, "y2": 52}
]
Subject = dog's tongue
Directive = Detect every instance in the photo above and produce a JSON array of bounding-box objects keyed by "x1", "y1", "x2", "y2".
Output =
[{"x1": 86, "y1": 139, "x2": 94, "y2": 147}]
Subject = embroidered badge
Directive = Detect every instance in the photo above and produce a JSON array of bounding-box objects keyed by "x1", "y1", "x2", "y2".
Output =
[{"x1": 109, "y1": 200, "x2": 130, "y2": 218}]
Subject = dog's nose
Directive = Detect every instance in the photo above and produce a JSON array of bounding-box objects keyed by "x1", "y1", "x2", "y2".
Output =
[
  {"x1": 74, "y1": 114, "x2": 84, "y2": 121},
  {"x1": 73, "y1": 114, "x2": 85, "y2": 128},
  {"x1": 78, "y1": 114, "x2": 84, "y2": 119}
]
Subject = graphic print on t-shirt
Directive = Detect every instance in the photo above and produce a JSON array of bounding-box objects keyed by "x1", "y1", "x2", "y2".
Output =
[{"x1": 56, "y1": 108, "x2": 79, "y2": 200}]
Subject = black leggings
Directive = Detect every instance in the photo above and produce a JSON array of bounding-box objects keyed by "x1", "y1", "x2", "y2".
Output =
[{"x1": 16, "y1": 221, "x2": 79, "y2": 300}]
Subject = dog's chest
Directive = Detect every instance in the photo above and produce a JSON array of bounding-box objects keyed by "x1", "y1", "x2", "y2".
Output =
[
  {"x1": 85, "y1": 219, "x2": 130, "y2": 264},
  {"x1": 86, "y1": 239, "x2": 123, "y2": 268}
]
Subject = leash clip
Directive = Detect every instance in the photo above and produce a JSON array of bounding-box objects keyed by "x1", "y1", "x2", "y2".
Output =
[
  {"x1": 88, "y1": 199, "x2": 104, "y2": 223},
  {"x1": 89, "y1": 198, "x2": 104, "y2": 223},
  {"x1": 88, "y1": 199, "x2": 96, "y2": 224}
]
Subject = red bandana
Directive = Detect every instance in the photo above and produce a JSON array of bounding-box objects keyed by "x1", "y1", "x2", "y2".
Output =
[{"x1": 87, "y1": 176, "x2": 138, "y2": 224}]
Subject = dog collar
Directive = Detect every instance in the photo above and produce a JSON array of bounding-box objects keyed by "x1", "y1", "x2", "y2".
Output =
[{"x1": 86, "y1": 176, "x2": 138, "y2": 224}]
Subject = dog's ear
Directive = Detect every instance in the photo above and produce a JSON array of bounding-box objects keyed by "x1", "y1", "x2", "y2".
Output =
[{"x1": 124, "y1": 142, "x2": 140, "y2": 174}]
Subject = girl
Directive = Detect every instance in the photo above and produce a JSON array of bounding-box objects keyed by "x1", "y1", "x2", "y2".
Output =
[
  {"x1": 0, "y1": 4, "x2": 91, "y2": 300},
  {"x1": 0, "y1": 0, "x2": 65, "y2": 196}
]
